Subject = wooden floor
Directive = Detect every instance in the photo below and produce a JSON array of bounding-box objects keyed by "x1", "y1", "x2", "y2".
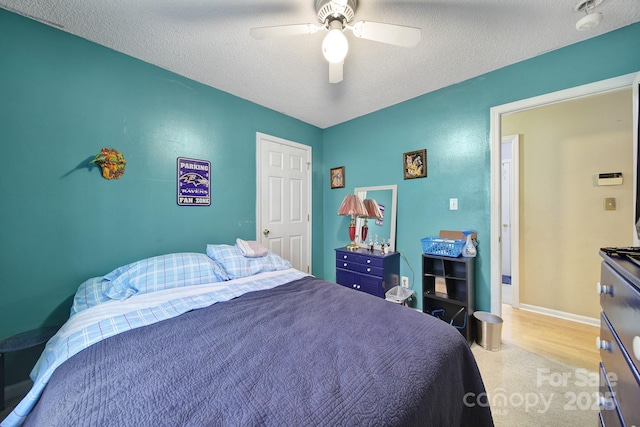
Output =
[{"x1": 500, "y1": 304, "x2": 600, "y2": 371}]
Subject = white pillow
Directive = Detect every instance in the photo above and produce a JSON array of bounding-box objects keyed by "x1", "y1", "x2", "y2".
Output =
[{"x1": 236, "y1": 238, "x2": 268, "y2": 257}]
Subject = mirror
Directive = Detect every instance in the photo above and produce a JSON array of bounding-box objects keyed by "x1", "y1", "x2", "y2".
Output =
[{"x1": 354, "y1": 185, "x2": 397, "y2": 252}]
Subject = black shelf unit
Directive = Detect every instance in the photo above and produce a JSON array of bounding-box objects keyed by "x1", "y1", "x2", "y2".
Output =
[{"x1": 422, "y1": 254, "x2": 475, "y2": 344}]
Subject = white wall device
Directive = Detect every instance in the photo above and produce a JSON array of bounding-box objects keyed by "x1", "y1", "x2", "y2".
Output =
[{"x1": 598, "y1": 172, "x2": 623, "y2": 186}]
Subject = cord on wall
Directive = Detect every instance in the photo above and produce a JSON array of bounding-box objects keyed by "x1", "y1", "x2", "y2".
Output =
[{"x1": 397, "y1": 251, "x2": 415, "y2": 289}]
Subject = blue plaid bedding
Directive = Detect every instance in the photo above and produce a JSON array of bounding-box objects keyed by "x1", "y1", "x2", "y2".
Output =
[{"x1": 1, "y1": 268, "x2": 308, "y2": 427}]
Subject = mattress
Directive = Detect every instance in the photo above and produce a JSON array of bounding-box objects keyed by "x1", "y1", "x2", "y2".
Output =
[{"x1": 4, "y1": 271, "x2": 493, "y2": 426}]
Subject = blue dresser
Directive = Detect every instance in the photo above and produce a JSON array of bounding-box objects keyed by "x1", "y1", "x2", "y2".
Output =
[
  {"x1": 335, "y1": 247, "x2": 400, "y2": 298},
  {"x1": 597, "y1": 250, "x2": 640, "y2": 426}
]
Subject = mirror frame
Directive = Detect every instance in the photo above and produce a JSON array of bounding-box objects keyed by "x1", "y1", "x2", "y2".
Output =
[{"x1": 354, "y1": 184, "x2": 398, "y2": 252}]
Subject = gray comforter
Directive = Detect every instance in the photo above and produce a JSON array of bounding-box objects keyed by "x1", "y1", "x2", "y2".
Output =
[{"x1": 25, "y1": 276, "x2": 493, "y2": 426}]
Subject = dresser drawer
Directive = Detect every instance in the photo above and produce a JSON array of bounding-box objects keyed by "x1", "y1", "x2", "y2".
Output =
[
  {"x1": 599, "y1": 312, "x2": 640, "y2": 426},
  {"x1": 600, "y1": 262, "x2": 640, "y2": 373},
  {"x1": 599, "y1": 362, "x2": 624, "y2": 427},
  {"x1": 335, "y1": 251, "x2": 384, "y2": 268},
  {"x1": 336, "y1": 259, "x2": 383, "y2": 277},
  {"x1": 336, "y1": 269, "x2": 385, "y2": 297}
]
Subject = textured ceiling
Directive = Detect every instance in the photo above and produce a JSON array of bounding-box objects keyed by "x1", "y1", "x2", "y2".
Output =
[{"x1": 2, "y1": 0, "x2": 640, "y2": 128}]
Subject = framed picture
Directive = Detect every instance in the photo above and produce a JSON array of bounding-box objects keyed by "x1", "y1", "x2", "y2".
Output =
[
  {"x1": 403, "y1": 149, "x2": 427, "y2": 179},
  {"x1": 330, "y1": 166, "x2": 345, "y2": 189}
]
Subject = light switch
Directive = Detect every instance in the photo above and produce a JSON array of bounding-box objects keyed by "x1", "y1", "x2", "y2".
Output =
[
  {"x1": 605, "y1": 198, "x2": 616, "y2": 211},
  {"x1": 449, "y1": 198, "x2": 458, "y2": 210}
]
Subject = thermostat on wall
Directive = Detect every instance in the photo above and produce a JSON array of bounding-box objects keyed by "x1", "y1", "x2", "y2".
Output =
[{"x1": 598, "y1": 172, "x2": 623, "y2": 186}]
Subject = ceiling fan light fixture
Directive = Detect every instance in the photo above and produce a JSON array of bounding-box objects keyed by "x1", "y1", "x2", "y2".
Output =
[
  {"x1": 576, "y1": 12, "x2": 603, "y2": 30},
  {"x1": 574, "y1": 0, "x2": 604, "y2": 30},
  {"x1": 322, "y1": 28, "x2": 349, "y2": 63}
]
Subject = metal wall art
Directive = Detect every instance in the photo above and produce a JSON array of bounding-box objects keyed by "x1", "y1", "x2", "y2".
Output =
[
  {"x1": 90, "y1": 148, "x2": 126, "y2": 180},
  {"x1": 177, "y1": 157, "x2": 211, "y2": 206}
]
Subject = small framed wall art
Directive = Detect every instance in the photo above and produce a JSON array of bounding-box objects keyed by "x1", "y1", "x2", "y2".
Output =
[
  {"x1": 403, "y1": 149, "x2": 427, "y2": 180},
  {"x1": 331, "y1": 166, "x2": 345, "y2": 189}
]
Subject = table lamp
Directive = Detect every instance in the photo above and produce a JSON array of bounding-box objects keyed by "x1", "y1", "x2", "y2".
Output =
[
  {"x1": 337, "y1": 194, "x2": 367, "y2": 250},
  {"x1": 360, "y1": 198, "x2": 383, "y2": 243}
]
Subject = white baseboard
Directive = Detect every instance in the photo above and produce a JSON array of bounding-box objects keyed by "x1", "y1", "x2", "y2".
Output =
[
  {"x1": 5, "y1": 379, "x2": 32, "y2": 401},
  {"x1": 519, "y1": 303, "x2": 600, "y2": 327}
]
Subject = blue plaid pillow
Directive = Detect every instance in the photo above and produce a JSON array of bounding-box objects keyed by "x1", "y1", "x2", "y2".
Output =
[
  {"x1": 70, "y1": 276, "x2": 110, "y2": 316},
  {"x1": 206, "y1": 244, "x2": 291, "y2": 279},
  {"x1": 104, "y1": 253, "x2": 229, "y2": 300}
]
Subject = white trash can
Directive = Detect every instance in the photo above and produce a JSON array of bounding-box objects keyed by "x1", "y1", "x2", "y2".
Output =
[
  {"x1": 473, "y1": 311, "x2": 503, "y2": 351},
  {"x1": 385, "y1": 286, "x2": 415, "y2": 306}
]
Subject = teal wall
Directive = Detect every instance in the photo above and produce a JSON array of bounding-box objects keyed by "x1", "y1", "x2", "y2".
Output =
[
  {"x1": 322, "y1": 23, "x2": 640, "y2": 312},
  {"x1": 0, "y1": 9, "x2": 323, "y2": 384},
  {"x1": 1, "y1": 4, "x2": 639, "y2": 387}
]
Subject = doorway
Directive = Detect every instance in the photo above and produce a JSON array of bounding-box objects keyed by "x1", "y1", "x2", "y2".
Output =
[
  {"x1": 489, "y1": 72, "x2": 638, "y2": 316},
  {"x1": 256, "y1": 132, "x2": 312, "y2": 273}
]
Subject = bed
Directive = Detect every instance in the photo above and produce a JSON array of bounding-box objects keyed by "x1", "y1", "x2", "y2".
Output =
[{"x1": 2, "y1": 243, "x2": 494, "y2": 427}]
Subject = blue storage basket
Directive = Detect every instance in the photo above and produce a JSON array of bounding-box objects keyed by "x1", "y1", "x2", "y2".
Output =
[{"x1": 421, "y1": 237, "x2": 464, "y2": 257}]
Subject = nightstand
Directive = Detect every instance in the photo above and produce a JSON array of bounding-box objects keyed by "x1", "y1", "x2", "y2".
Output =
[
  {"x1": 0, "y1": 326, "x2": 58, "y2": 410},
  {"x1": 335, "y1": 247, "x2": 400, "y2": 298}
]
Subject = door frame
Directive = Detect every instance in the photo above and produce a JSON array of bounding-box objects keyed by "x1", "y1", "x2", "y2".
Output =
[
  {"x1": 634, "y1": 72, "x2": 640, "y2": 246},
  {"x1": 255, "y1": 132, "x2": 312, "y2": 272},
  {"x1": 489, "y1": 72, "x2": 638, "y2": 315},
  {"x1": 501, "y1": 134, "x2": 520, "y2": 308}
]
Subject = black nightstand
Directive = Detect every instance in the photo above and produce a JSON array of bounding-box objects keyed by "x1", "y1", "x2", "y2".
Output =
[{"x1": 0, "y1": 326, "x2": 58, "y2": 410}]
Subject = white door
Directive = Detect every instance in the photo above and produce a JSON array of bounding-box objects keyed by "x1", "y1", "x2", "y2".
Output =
[
  {"x1": 501, "y1": 159, "x2": 511, "y2": 278},
  {"x1": 256, "y1": 133, "x2": 311, "y2": 273}
]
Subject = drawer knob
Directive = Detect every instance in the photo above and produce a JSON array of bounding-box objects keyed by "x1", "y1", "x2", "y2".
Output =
[
  {"x1": 596, "y1": 282, "x2": 612, "y2": 295},
  {"x1": 366, "y1": 268, "x2": 371, "y2": 273},
  {"x1": 598, "y1": 395, "x2": 615, "y2": 410},
  {"x1": 366, "y1": 260, "x2": 371, "y2": 264},
  {"x1": 633, "y1": 336, "x2": 640, "y2": 361},
  {"x1": 343, "y1": 263, "x2": 347, "y2": 267},
  {"x1": 596, "y1": 336, "x2": 611, "y2": 351},
  {"x1": 343, "y1": 255, "x2": 347, "y2": 259}
]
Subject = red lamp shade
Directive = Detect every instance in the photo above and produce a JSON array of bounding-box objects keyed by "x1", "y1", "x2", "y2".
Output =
[
  {"x1": 337, "y1": 194, "x2": 367, "y2": 250},
  {"x1": 362, "y1": 199, "x2": 383, "y2": 219},
  {"x1": 360, "y1": 199, "x2": 383, "y2": 242}
]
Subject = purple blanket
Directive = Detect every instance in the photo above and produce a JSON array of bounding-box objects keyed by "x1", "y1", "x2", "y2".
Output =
[{"x1": 25, "y1": 276, "x2": 493, "y2": 426}]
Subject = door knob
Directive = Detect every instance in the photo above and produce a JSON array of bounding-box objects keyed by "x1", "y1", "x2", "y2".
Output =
[{"x1": 263, "y1": 229, "x2": 270, "y2": 236}]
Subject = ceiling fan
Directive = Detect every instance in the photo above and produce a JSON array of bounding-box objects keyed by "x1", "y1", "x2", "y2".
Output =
[{"x1": 249, "y1": 0, "x2": 422, "y2": 83}]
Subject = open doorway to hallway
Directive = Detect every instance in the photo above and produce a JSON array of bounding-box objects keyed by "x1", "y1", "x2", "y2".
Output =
[
  {"x1": 490, "y1": 72, "x2": 639, "y2": 323},
  {"x1": 498, "y1": 89, "x2": 633, "y2": 323}
]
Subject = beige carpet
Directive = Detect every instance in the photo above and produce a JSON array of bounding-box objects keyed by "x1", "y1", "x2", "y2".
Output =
[{"x1": 472, "y1": 341, "x2": 599, "y2": 426}]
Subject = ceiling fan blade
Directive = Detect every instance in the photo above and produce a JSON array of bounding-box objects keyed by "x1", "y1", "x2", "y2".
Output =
[
  {"x1": 329, "y1": 61, "x2": 343, "y2": 84},
  {"x1": 349, "y1": 21, "x2": 421, "y2": 47},
  {"x1": 250, "y1": 24, "x2": 321, "y2": 40}
]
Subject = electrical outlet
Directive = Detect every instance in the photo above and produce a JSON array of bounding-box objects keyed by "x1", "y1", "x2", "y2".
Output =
[
  {"x1": 449, "y1": 198, "x2": 458, "y2": 210},
  {"x1": 401, "y1": 276, "x2": 409, "y2": 288}
]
